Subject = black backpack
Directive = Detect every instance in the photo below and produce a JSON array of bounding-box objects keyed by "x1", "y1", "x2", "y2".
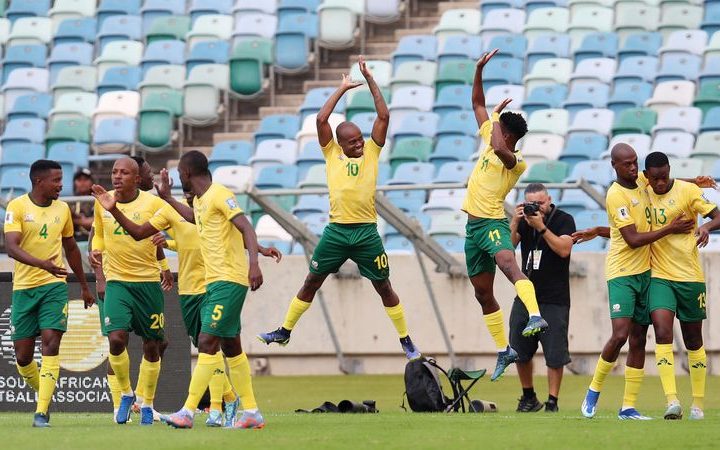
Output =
[{"x1": 403, "y1": 358, "x2": 452, "y2": 412}]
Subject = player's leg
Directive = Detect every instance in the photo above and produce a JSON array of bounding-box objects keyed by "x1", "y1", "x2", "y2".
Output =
[
  {"x1": 494, "y1": 250, "x2": 547, "y2": 336},
  {"x1": 677, "y1": 281, "x2": 707, "y2": 420},
  {"x1": 538, "y1": 303, "x2": 570, "y2": 412},
  {"x1": 258, "y1": 223, "x2": 346, "y2": 345},
  {"x1": 12, "y1": 288, "x2": 41, "y2": 394},
  {"x1": 134, "y1": 338, "x2": 167, "y2": 415},
  {"x1": 104, "y1": 281, "x2": 136, "y2": 424},
  {"x1": 97, "y1": 296, "x2": 121, "y2": 418},
  {"x1": 222, "y1": 336, "x2": 263, "y2": 429},
  {"x1": 648, "y1": 278, "x2": 680, "y2": 418},
  {"x1": 509, "y1": 298, "x2": 542, "y2": 412}
]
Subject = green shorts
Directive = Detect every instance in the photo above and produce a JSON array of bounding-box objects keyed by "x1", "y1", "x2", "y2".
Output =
[
  {"x1": 201, "y1": 281, "x2": 248, "y2": 338},
  {"x1": 11, "y1": 282, "x2": 68, "y2": 340},
  {"x1": 309, "y1": 222, "x2": 389, "y2": 281},
  {"x1": 607, "y1": 270, "x2": 651, "y2": 325},
  {"x1": 104, "y1": 281, "x2": 165, "y2": 341},
  {"x1": 180, "y1": 293, "x2": 205, "y2": 346},
  {"x1": 464, "y1": 218, "x2": 515, "y2": 277},
  {"x1": 649, "y1": 278, "x2": 706, "y2": 322}
]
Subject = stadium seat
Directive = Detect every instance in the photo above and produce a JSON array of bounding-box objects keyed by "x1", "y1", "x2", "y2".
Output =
[
  {"x1": 186, "y1": 14, "x2": 233, "y2": 48},
  {"x1": 366, "y1": 0, "x2": 405, "y2": 24},
  {"x1": 208, "y1": 140, "x2": 253, "y2": 173},
  {"x1": 295, "y1": 112, "x2": 344, "y2": 151},
  {"x1": 561, "y1": 82, "x2": 610, "y2": 118},
  {"x1": 316, "y1": 1, "x2": 359, "y2": 49},
  {"x1": 388, "y1": 137, "x2": 433, "y2": 171},
  {"x1": 292, "y1": 194, "x2": 329, "y2": 219},
  {"x1": 249, "y1": 139, "x2": 298, "y2": 171},
  {"x1": 254, "y1": 114, "x2": 301, "y2": 145},
  {"x1": 428, "y1": 213, "x2": 465, "y2": 242},
  {"x1": 97, "y1": 0, "x2": 141, "y2": 27},
  {"x1": 567, "y1": 108, "x2": 614, "y2": 135},
  {"x1": 96, "y1": 15, "x2": 142, "y2": 50},
  {"x1": 573, "y1": 32, "x2": 618, "y2": 64},
  {"x1": 658, "y1": 4, "x2": 703, "y2": 38},
  {"x1": 93, "y1": 117, "x2": 136, "y2": 153},
  {"x1": 435, "y1": 110, "x2": 477, "y2": 139},
  {"x1": 140, "y1": 40, "x2": 186, "y2": 77},
  {"x1": 481, "y1": 57, "x2": 524, "y2": 90},
  {"x1": 299, "y1": 213, "x2": 329, "y2": 237},
  {"x1": 569, "y1": 57, "x2": 616, "y2": 85},
  {"x1": 186, "y1": 40, "x2": 229, "y2": 74},
  {"x1": 433, "y1": 161, "x2": 475, "y2": 183},
  {"x1": 297, "y1": 164, "x2": 327, "y2": 189},
  {"x1": 391, "y1": 34, "x2": 438, "y2": 67},
  {"x1": 2, "y1": 44, "x2": 47, "y2": 84},
  {"x1": 296, "y1": 141, "x2": 324, "y2": 180},
  {"x1": 486, "y1": 34, "x2": 527, "y2": 62},
  {"x1": 521, "y1": 134, "x2": 565, "y2": 161},
  {"x1": 254, "y1": 164, "x2": 299, "y2": 189},
  {"x1": 387, "y1": 162, "x2": 435, "y2": 185},
  {"x1": 2, "y1": 67, "x2": 49, "y2": 113},
  {"x1": 433, "y1": 85, "x2": 473, "y2": 117},
  {"x1": 524, "y1": 58, "x2": 574, "y2": 92},
  {"x1": 557, "y1": 187, "x2": 603, "y2": 215},
  {"x1": 390, "y1": 61, "x2": 437, "y2": 94},
  {"x1": 605, "y1": 134, "x2": 652, "y2": 161},
  {"x1": 567, "y1": 5, "x2": 614, "y2": 46},
  {"x1": 7, "y1": 17, "x2": 52, "y2": 46},
  {"x1": 659, "y1": 30, "x2": 708, "y2": 60},
  {"x1": 527, "y1": 108, "x2": 569, "y2": 136},
  {"x1": 607, "y1": 80, "x2": 653, "y2": 115},
  {"x1": 522, "y1": 84, "x2": 568, "y2": 117},
  {"x1": 485, "y1": 84, "x2": 524, "y2": 111},
  {"x1": 613, "y1": 56, "x2": 658, "y2": 86},
  {"x1": 0, "y1": 167, "x2": 32, "y2": 197},
  {"x1": 422, "y1": 188, "x2": 466, "y2": 216},
  {"x1": 274, "y1": 13, "x2": 318, "y2": 73},
  {"x1": 565, "y1": 160, "x2": 614, "y2": 186},
  {"x1": 435, "y1": 59, "x2": 475, "y2": 92},
  {"x1": 0, "y1": 118, "x2": 46, "y2": 146},
  {"x1": 694, "y1": 81, "x2": 720, "y2": 116},
  {"x1": 390, "y1": 112, "x2": 439, "y2": 141},
  {"x1": 389, "y1": 86, "x2": 435, "y2": 117},
  {"x1": 137, "y1": 101, "x2": 176, "y2": 152},
  {"x1": 6, "y1": 92, "x2": 52, "y2": 121},
  {"x1": 655, "y1": 54, "x2": 701, "y2": 84},
  {"x1": 6, "y1": 0, "x2": 50, "y2": 24},
  {"x1": 350, "y1": 60, "x2": 393, "y2": 88},
  {"x1": 669, "y1": 157, "x2": 703, "y2": 178},
  {"x1": 47, "y1": 141, "x2": 89, "y2": 175},
  {"x1": 228, "y1": 37, "x2": 273, "y2": 100},
  {"x1": 645, "y1": 80, "x2": 696, "y2": 113},
  {"x1": 137, "y1": 65, "x2": 186, "y2": 101},
  {"x1": 183, "y1": 64, "x2": 229, "y2": 128},
  {"x1": 0, "y1": 143, "x2": 44, "y2": 179},
  {"x1": 49, "y1": 92, "x2": 97, "y2": 122},
  {"x1": 653, "y1": 107, "x2": 702, "y2": 135},
  {"x1": 481, "y1": 9, "x2": 526, "y2": 44},
  {"x1": 45, "y1": 117, "x2": 91, "y2": 149},
  {"x1": 255, "y1": 214, "x2": 293, "y2": 248},
  {"x1": 526, "y1": 34, "x2": 571, "y2": 70},
  {"x1": 96, "y1": 66, "x2": 142, "y2": 97},
  {"x1": 617, "y1": 32, "x2": 663, "y2": 63},
  {"x1": 691, "y1": 132, "x2": 720, "y2": 167},
  {"x1": 213, "y1": 165, "x2": 254, "y2": 193},
  {"x1": 523, "y1": 160, "x2": 569, "y2": 183},
  {"x1": 146, "y1": 15, "x2": 191, "y2": 43},
  {"x1": 94, "y1": 40, "x2": 144, "y2": 79},
  {"x1": 613, "y1": 4, "x2": 660, "y2": 41},
  {"x1": 432, "y1": 8, "x2": 481, "y2": 40},
  {"x1": 385, "y1": 189, "x2": 427, "y2": 213},
  {"x1": 429, "y1": 137, "x2": 477, "y2": 170},
  {"x1": 573, "y1": 210, "x2": 608, "y2": 251},
  {"x1": 558, "y1": 132, "x2": 608, "y2": 167},
  {"x1": 612, "y1": 107, "x2": 658, "y2": 136},
  {"x1": 53, "y1": 17, "x2": 96, "y2": 46},
  {"x1": 651, "y1": 131, "x2": 695, "y2": 159},
  {"x1": 345, "y1": 87, "x2": 390, "y2": 121},
  {"x1": 92, "y1": 90, "x2": 140, "y2": 128},
  {"x1": 437, "y1": 34, "x2": 483, "y2": 66},
  {"x1": 701, "y1": 106, "x2": 720, "y2": 133},
  {"x1": 523, "y1": 7, "x2": 569, "y2": 42}
]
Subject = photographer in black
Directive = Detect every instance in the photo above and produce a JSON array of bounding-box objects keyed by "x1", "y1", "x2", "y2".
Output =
[{"x1": 509, "y1": 183, "x2": 576, "y2": 412}]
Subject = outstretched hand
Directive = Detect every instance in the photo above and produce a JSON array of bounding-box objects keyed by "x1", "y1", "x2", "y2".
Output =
[
  {"x1": 341, "y1": 73, "x2": 362, "y2": 91},
  {"x1": 91, "y1": 185, "x2": 117, "y2": 211},
  {"x1": 476, "y1": 49, "x2": 499, "y2": 68},
  {"x1": 572, "y1": 227, "x2": 598, "y2": 244},
  {"x1": 358, "y1": 55, "x2": 372, "y2": 80},
  {"x1": 494, "y1": 98, "x2": 512, "y2": 114},
  {"x1": 154, "y1": 168, "x2": 173, "y2": 200}
]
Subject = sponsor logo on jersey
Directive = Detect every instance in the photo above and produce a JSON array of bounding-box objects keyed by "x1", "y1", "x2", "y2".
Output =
[{"x1": 612, "y1": 303, "x2": 621, "y2": 312}]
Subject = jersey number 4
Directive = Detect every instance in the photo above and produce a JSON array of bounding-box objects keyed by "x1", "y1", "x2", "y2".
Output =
[{"x1": 39, "y1": 224, "x2": 48, "y2": 239}]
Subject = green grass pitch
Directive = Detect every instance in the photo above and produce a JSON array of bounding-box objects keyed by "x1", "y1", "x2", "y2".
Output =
[{"x1": 3, "y1": 375, "x2": 719, "y2": 450}]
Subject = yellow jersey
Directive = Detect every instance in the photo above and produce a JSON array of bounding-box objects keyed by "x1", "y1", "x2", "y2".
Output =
[
  {"x1": 92, "y1": 190, "x2": 167, "y2": 282},
  {"x1": 605, "y1": 176, "x2": 652, "y2": 280},
  {"x1": 322, "y1": 138, "x2": 382, "y2": 224},
  {"x1": 189, "y1": 183, "x2": 249, "y2": 286},
  {"x1": 4, "y1": 194, "x2": 74, "y2": 290},
  {"x1": 149, "y1": 200, "x2": 206, "y2": 295},
  {"x1": 462, "y1": 114, "x2": 527, "y2": 219},
  {"x1": 647, "y1": 180, "x2": 716, "y2": 282}
]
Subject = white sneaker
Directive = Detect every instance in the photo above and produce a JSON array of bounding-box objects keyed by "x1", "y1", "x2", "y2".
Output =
[
  {"x1": 689, "y1": 407, "x2": 704, "y2": 420},
  {"x1": 663, "y1": 401, "x2": 682, "y2": 420}
]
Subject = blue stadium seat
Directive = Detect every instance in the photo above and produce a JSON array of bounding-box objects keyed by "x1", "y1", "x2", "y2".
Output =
[
  {"x1": 526, "y1": 34, "x2": 571, "y2": 70},
  {"x1": 7, "y1": 93, "x2": 52, "y2": 120},
  {"x1": 699, "y1": 56, "x2": 720, "y2": 86},
  {"x1": 435, "y1": 110, "x2": 478, "y2": 139},
  {"x1": 437, "y1": 34, "x2": 483, "y2": 66},
  {"x1": 482, "y1": 58, "x2": 524, "y2": 90},
  {"x1": 433, "y1": 84, "x2": 472, "y2": 117},
  {"x1": 208, "y1": 140, "x2": 253, "y2": 173},
  {"x1": 392, "y1": 34, "x2": 437, "y2": 67},
  {"x1": 558, "y1": 132, "x2": 607, "y2": 168},
  {"x1": 255, "y1": 164, "x2": 299, "y2": 189},
  {"x1": 480, "y1": 0, "x2": 523, "y2": 15},
  {"x1": 562, "y1": 82, "x2": 610, "y2": 118},
  {"x1": 384, "y1": 235, "x2": 414, "y2": 253},
  {"x1": 655, "y1": 54, "x2": 701, "y2": 84},
  {"x1": 299, "y1": 87, "x2": 344, "y2": 121},
  {"x1": 565, "y1": 161, "x2": 614, "y2": 187},
  {"x1": 487, "y1": 34, "x2": 527, "y2": 61},
  {"x1": 277, "y1": 11, "x2": 318, "y2": 38},
  {"x1": 353, "y1": 112, "x2": 377, "y2": 137},
  {"x1": 97, "y1": 0, "x2": 142, "y2": 27},
  {"x1": 47, "y1": 142, "x2": 90, "y2": 176},
  {"x1": 141, "y1": 40, "x2": 186, "y2": 77},
  {"x1": 429, "y1": 137, "x2": 477, "y2": 170},
  {"x1": 301, "y1": 212, "x2": 329, "y2": 236},
  {"x1": 2, "y1": 45, "x2": 47, "y2": 84},
  {"x1": 385, "y1": 190, "x2": 427, "y2": 213},
  {"x1": 378, "y1": 163, "x2": 391, "y2": 186},
  {"x1": 613, "y1": 56, "x2": 658, "y2": 85},
  {"x1": 274, "y1": 13, "x2": 318, "y2": 74},
  {"x1": 573, "y1": 32, "x2": 618, "y2": 64},
  {"x1": 0, "y1": 167, "x2": 32, "y2": 197},
  {"x1": 292, "y1": 194, "x2": 329, "y2": 219},
  {"x1": 522, "y1": 84, "x2": 568, "y2": 117},
  {"x1": 186, "y1": 40, "x2": 229, "y2": 73},
  {"x1": 617, "y1": 32, "x2": 663, "y2": 63},
  {"x1": 606, "y1": 81, "x2": 653, "y2": 115},
  {"x1": 557, "y1": 188, "x2": 603, "y2": 216},
  {"x1": 391, "y1": 112, "x2": 439, "y2": 141},
  {"x1": 53, "y1": 18, "x2": 97, "y2": 46},
  {"x1": 388, "y1": 162, "x2": 435, "y2": 184},
  {"x1": 573, "y1": 209, "x2": 609, "y2": 251},
  {"x1": 296, "y1": 141, "x2": 325, "y2": 180},
  {"x1": 188, "y1": 0, "x2": 233, "y2": 22},
  {"x1": 140, "y1": 0, "x2": 186, "y2": 34},
  {"x1": 6, "y1": 0, "x2": 50, "y2": 23},
  {"x1": 278, "y1": 0, "x2": 321, "y2": 19},
  {"x1": 702, "y1": 3, "x2": 720, "y2": 37},
  {"x1": 0, "y1": 118, "x2": 46, "y2": 146},
  {"x1": 0, "y1": 143, "x2": 44, "y2": 178},
  {"x1": 433, "y1": 234, "x2": 465, "y2": 253},
  {"x1": 254, "y1": 114, "x2": 301, "y2": 145},
  {"x1": 93, "y1": 118, "x2": 136, "y2": 151},
  {"x1": 48, "y1": 43, "x2": 94, "y2": 85},
  {"x1": 433, "y1": 161, "x2": 475, "y2": 183},
  {"x1": 97, "y1": 66, "x2": 142, "y2": 96},
  {"x1": 701, "y1": 107, "x2": 720, "y2": 133},
  {"x1": 97, "y1": 15, "x2": 143, "y2": 51}
]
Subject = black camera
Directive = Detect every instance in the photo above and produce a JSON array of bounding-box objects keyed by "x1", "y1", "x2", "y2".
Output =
[{"x1": 523, "y1": 201, "x2": 541, "y2": 216}]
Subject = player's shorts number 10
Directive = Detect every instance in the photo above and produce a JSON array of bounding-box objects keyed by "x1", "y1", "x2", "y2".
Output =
[{"x1": 374, "y1": 254, "x2": 388, "y2": 270}]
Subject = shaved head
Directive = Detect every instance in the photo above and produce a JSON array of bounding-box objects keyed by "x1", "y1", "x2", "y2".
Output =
[
  {"x1": 114, "y1": 157, "x2": 139, "y2": 174},
  {"x1": 609, "y1": 142, "x2": 639, "y2": 186},
  {"x1": 610, "y1": 143, "x2": 636, "y2": 162},
  {"x1": 336, "y1": 121, "x2": 361, "y2": 139}
]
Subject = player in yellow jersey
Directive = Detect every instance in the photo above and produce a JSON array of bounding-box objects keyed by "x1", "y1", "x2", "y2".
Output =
[
  {"x1": 5, "y1": 159, "x2": 94, "y2": 427},
  {"x1": 642, "y1": 151, "x2": 720, "y2": 420},
  {"x1": 256, "y1": 56, "x2": 421, "y2": 360},
  {"x1": 574, "y1": 144, "x2": 696, "y2": 420},
  {"x1": 89, "y1": 157, "x2": 170, "y2": 426},
  {"x1": 462, "y1": 49, "x2": 545, "y2": 381},
  {"x1": 92, "y1": 151, "x2": 279, "y2": 429}
]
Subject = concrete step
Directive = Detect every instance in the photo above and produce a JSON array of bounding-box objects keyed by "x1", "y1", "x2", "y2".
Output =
[
  {"x1": 395, "y1": 27, "x2": 434, "y2": 40},
  {"x1": 213, "y1": 132, "x2": 254, "y2": 144},
  {"x1": 227, "y1": 119, "x2": 260, "y2": 132},
  {"x1": 258, "y1": 106, "x2": 299, "y2": 117},
  {"x1": 437, "y1": 1, "x2": 477, "y2": 14},
  {"x1": 272, "y1": 93, "x2": 305, "y2": 108}
]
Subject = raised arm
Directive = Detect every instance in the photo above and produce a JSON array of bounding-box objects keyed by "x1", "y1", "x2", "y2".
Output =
[
  {"x1": 316, "y1": 73, "x2": 361, "y2": 147},
  {"x1": 91, "y1": 185, "x2": 160, "y2": 241},
  {"x1": 155, "y1": 169, "x2": 195, "y2": 223},
  {"x1": 472, "y1": 49, "x2": 498, "y2": 128},
  {"x1": 62, "y1": 236, "x2": 95, "y2": 308},
  {"x1": 358, "y1": 56, "x2": 389, "y2": 146}
]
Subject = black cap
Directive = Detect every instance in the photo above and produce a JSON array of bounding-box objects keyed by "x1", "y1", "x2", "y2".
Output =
[{"x1": 73, "y1": 168, "x2": 93, "y2": 181}]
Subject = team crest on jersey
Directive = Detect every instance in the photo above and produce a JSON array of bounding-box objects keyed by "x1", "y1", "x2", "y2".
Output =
[
  {"x1": 630, "y1": 199, "x2": 639, "y2": 206},
  {"x1": 226, "y1": 197, "x2": 238, "y2": 209},
  {"x1": 23, "y1": 214, "x2": 34, "y2": 222},
  {"x1": 669, "y1": 199, "x2": 676, "y2": 206},
  {"x1": 4, "y1": 211, "x2": 13, "y2": 224},
  {"x1": 103, "y1": 211, "x2": 112, "y2": 218},
  {"x1": 617, "y1": 207, "x2": 630, "y2": 219},
  {"x1": 53, "y1": 216, "x2": 60, "y2": 224}
]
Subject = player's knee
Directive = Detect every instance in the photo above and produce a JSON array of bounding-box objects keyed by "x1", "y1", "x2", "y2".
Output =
[
  {"x1": 609, "y1": 330, "x2": 629, "y2": 348},
  {"x1": 473, "y1": 286, "x2": 494, "y2": 305},
  {"x1": 372, "y1": 279, "x2": 393, "y2": 297},
  {"x1": 653, "y1": 326, "x2": 673, "y2": 344},
  {"x1": 15, "y1": 354, "x2": 33, "y2": 367},
  {"x1": 197, "y1": 334, "x2": 220, "y2": 354},
  {"x1": 302, "y1": 273, "x2": 325, "y2": 294},
  {"x1": 683, "y1": 335, "x2": 703, "y2": 351},
  {"x1": 628, "y1": 331, "x2": 646, "y2": 349},
  {"x1": 108, "y1": 335, "x2": 126, "y2": 355}
]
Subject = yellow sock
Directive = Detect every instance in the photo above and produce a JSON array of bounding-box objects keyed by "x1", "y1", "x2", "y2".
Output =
[
  {"x1": 589, "y1": 357, "x2": 615, "y2": 392},
  {"x1": 622, "y1": 366, "x2": 644, "y2": 410},
  {"x1": 655, "y1": 344, "x2": 677, "y2": 403},
  {"x1": 208, "y1": 363, "x2": 226, "y2": 411},
  {"x1": 107, "y1": 374, "x2": 122, "y2": 409},
  {"x1": 384, "y1": 304, "x2": 409, "y2": 338},
  {"x1": 514, "y1": 280, "x2": 540, "y2": 316},
  {"x1": 139, "y1": 358, "x2": 161, "y2": 408},
  {"x1": 282, "y1": 296, "x2": 312, "y2": 330},
  {"x1": 108, "y1": 349, "x2": 132, "y2": 395},
  {"x1": 227, "y1": 353, "x2": 257, "y2": 411},
  {"x1": 134, "y1": 364, "x2": 146, "y2": 403},
  {"x1": 688, "y1": 347, "x2": 707, "y2": 410},
  {"x1": 222, "y1": 373, "x2": 237, "y2": 404},
  {"x1": 483, "y1": 310, "x2": 509, "y2": 351},
  {"x1": 17, "y1": 360, "x2": 39, "y2": 392},
  {"x1": 184, "y1": 352, "x2": 223, "y2": 412},
  {"x1": 36, "y1": 355, "x2": 60, "y2": 415}
]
